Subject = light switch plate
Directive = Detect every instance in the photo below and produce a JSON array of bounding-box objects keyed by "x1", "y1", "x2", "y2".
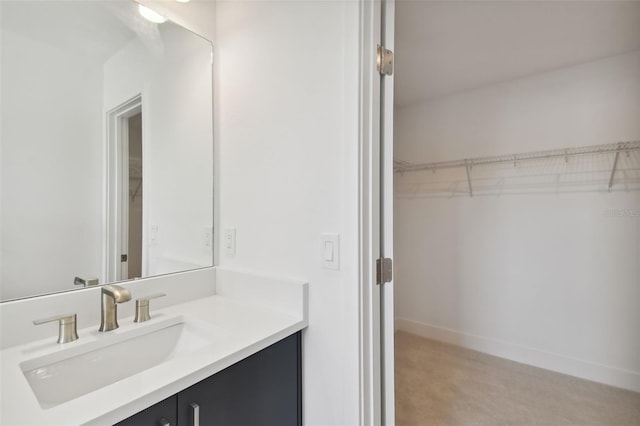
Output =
[
  {"x1": 320, "y1": 233, "x2": 339, "y2": 270},
  {"x1": 224, "y1": 228, "x2": 236, "y2": 256}
]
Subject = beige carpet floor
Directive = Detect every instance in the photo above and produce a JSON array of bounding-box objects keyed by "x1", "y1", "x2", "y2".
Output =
[{"x1": 395, "y1": 331, "x2": 640, "y2": 426}]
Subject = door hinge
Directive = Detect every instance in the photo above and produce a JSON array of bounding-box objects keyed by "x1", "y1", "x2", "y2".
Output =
[
  {"x1": 376, "y1": 45, "x2": 394, "y2": 76},
  {"x1": 376, "y1": 257, "x2": 393, "y2": 285}
]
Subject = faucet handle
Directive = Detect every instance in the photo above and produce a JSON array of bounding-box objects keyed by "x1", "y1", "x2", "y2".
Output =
[
  {"x1": 74, "y1": 276, "x2": 99, "y2": 287},
  {"x1": 134, "y1": 293, "x2": 166, "y2": 323},
  {"x1": 33, "y1": 313, "x2": 79, "y2": 344}
]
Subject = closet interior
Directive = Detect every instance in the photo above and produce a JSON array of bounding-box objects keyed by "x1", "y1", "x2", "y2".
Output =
[{"x1": 392, "y1": 1, "x2": 640, "y2": 424}]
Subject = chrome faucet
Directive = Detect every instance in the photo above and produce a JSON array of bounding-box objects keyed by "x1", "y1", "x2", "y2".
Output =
[{"x1": 99, "y1": 285, "x2": 131, "y2": 332}]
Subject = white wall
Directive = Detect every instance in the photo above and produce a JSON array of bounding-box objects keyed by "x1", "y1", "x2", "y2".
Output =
[
  {"x1": 394, "y1": 51, "x2": 640, "y2": 391},
  {"x1": 137, "y1": 2, "x2": 364, "y2": 424},
  {"x1": 0, "y1": 28, "x2": 104, "y2": 300},
  {"x1": 103, "y1": 22, "x2": 214, "y2": 276},
  {"x1": 215, "y1": 1, "x2": 362, "y2": 424}
]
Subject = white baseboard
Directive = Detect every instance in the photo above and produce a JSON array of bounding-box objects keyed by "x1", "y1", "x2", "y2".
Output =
[{"x1": 395, "y1": 318, "x2": 640, "y2": 394}]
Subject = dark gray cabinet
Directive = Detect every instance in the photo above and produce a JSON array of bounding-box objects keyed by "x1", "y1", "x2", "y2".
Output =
[{"x1": 115, "y1": 332, "x2": 301, "y2": 426}]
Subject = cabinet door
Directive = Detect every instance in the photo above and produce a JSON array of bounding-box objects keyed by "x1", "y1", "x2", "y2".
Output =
[
  {"x1": 177, "y1": 332, "x2": 301, "y2": 426},
  {"x1": 114, "y1": 395, "x2": 177, "y2": 426}
]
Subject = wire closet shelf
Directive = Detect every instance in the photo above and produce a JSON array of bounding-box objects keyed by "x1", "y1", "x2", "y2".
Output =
[{"x1": 394, "y1": 141, "x2": 640, "y2": 198}]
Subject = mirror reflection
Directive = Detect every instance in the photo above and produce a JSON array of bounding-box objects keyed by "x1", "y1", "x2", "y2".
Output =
[{"x1": 0, "y1": 1, "x2": 214, "y2": 301}]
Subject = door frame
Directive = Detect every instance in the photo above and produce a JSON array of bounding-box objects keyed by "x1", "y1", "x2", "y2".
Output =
[
  {"x1": 358, "y1": 0, "x2": 395, "y2": 424},
  {"x1": 104, "y1": 95, "x2": 143, "y2": 283},
  {"x1": 380, "y1": 0, "x2": 395, "y2": 424}
]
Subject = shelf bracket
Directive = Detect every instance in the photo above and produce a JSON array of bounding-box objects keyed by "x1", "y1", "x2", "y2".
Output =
[
  {"x1": 608, "y1": 148, "x2": 621, "y2": 192},
  {"x1": 464, "y1": 160, "x2": 473, "y2": 198}
]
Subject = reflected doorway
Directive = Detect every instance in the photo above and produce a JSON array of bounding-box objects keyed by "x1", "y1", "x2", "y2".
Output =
[{"x1": 106, "y1": 95, "x2": 143, "y2": 283}]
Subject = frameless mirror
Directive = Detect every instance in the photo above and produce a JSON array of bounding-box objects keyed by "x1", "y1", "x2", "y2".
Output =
[{"x1": 0, "y1": 1, "x2": 214, "y2": 301}]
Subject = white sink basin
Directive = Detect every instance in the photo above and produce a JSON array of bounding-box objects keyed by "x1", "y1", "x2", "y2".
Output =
[{"x1": 20, "y1": 316, "x2": 228, "y2": 408}]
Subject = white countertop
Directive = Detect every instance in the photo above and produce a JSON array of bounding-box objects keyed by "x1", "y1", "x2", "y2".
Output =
[{"x1": 0, "y1": 268, "x2": 308, "y2": 425}]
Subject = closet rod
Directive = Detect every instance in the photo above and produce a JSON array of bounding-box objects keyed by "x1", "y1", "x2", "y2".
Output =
[{"x1": 394, "y1": 141, "x2": 640, "y2": 174}]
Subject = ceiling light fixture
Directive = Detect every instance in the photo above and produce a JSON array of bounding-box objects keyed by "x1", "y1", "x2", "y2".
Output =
[
  {"x1": 176, "y1": 0, "x2": 191, "y2": 3},
  {"x1": 138, "y1": 4, "x2": 168, "y2": 23}
]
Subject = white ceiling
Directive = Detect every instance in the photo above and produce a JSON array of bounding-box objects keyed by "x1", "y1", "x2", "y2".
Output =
[{"x1": 394, "y1": 1, "x2": 640, "y2": 108}]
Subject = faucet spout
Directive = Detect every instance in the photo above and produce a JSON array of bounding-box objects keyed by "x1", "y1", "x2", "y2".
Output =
[
  {"x1": 102, "y1": 284, "x2": 132, "y2": 304},
  {"x1": 99, "y1": 285, "x2": 131, "y2": 332}
]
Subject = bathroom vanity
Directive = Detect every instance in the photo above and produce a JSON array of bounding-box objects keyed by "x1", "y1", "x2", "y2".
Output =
[
  {"x1": 0, "y1": 3, "x2": 308, "y2": 424},
  {"x1": 0, "y1": 268, "x2": 308, "y2": 425},
  {"x1": 117, "y1": 332, "x2": 301, "y2": 425}
]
